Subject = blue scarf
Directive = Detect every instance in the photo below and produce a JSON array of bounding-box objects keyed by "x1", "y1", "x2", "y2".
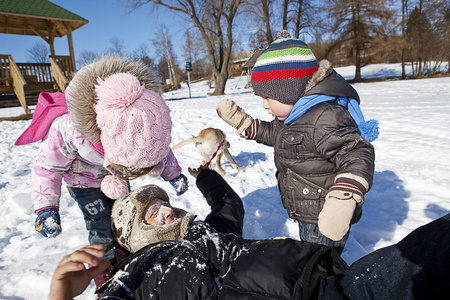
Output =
[{"x1": 284, "y1": 94, "x2": 379, "y2": 142}]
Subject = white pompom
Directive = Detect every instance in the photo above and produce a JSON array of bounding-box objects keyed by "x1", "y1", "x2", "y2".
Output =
[{"x1": 101, "y1": 175, "x2": 129, "y2": 199}]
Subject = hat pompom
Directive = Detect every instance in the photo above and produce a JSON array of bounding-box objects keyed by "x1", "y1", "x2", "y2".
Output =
[
  {"x1": 358, "y1": 119, "x2": 379, "y2": 142},
  {"x1": 95, "y1": 73, "x2": 145, "y2": 108},
  {"x1": 146, "y1": 161, "x2": 165, "y2": 178},
  {"x1": 101, "y1": 175, "x2": 129, "y2": 199}
]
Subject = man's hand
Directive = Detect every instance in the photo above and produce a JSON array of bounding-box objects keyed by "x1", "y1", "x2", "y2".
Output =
[
  {"x1": 188, "y1": 165, "x2": 208, "y2": 178},
  {"x1": 48, "y1": 244, "x2": 111, "y2": 300}
]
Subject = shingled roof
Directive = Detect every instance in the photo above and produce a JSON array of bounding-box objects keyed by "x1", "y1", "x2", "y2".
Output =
[
  {"x1": 0, "y1": 0, "x2": 88, "y2": 37},
  {"x1": 243, "y1": 48, "x2": 264, "y2": 68}
]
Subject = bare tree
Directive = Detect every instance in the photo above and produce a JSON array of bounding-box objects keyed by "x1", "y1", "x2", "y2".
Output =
[
  {"x1": 425, "y1": 0, "x2": 450, "y2": 73},
  {"x1": 327, "y1": 0, "x2": 394, "y2": 81},
  {"x1": 130, "y1": 42, "x2": 159, "y2": 74},
  {"x1": 243, "y1": 0, "x2": 276, "y2": 45},
  {"x1": 406, "y1": 6, "x2": 436, "y2": 77},
  {"x1": 261, "y1": 0, "x2": 274, "y2": 44},
  {"x1": 26, "y1": 41, "x2": 50, "y2": 63},
  {"x1": 182, "y1": 28, "x2": 210, "y2": 80},
  {"x1": 282, "y1": 0, "x2": 289, "y2": 30},
  {"x1": 77, "y1": 50, "x2": 99, "y2": 68},
  {"x1": 153, "y1": 26, "x2": 178, "y2": 89},
  {"x1": 106, "y1": 36, "x2": 127, "y2": 56},
  {"x1": 243, "y1": 0, "x2": 319, "y2": 47},
  {"x1": 125, "y1": 0, "x2": 242, "y2": 95},
  {"x1": 401, "y1": 0, "x2": 409, "y2": 79},
  {"x1": 290, "y1": 0, "x2": 319, "y2": 39}
]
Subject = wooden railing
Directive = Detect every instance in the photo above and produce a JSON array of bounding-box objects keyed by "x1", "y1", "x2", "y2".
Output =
[
  {"x1": 51, "y1": 55, "x2": 75, "y2": 77},
  {"x1": 0, "y1": 54, "x2": 75, "y2": 113},
  {"x1": 4, "y1": 55, "x2": 30, "y2": 114},
  {"x1": 0, "y1": 55, "x2": 12, "y2": 87},
  {"x1": 16, "y1": 62, "x2": 53, "y2": 84}
]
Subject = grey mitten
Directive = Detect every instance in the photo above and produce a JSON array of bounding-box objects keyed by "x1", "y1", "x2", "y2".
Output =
[
  {"x1": 318, "y1": 190, "x2": 363, "y2": 241},
  {"x1": 216, "y1": 99, "x2": 253, "y2": 136}
]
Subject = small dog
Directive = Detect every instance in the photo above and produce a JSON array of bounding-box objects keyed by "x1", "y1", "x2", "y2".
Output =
[{"x1": 171, "y1": 128, "x2": 241, "y2": 175}]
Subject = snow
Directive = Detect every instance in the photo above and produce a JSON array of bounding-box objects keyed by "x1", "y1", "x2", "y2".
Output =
[{"x1": 0, "y1": 63, "x2": 449, "y2": 299}]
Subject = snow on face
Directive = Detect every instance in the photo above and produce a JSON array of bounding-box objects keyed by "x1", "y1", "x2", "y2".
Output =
[{"x1": 144, "y1": 199, "x2": 176, "y2": 225}]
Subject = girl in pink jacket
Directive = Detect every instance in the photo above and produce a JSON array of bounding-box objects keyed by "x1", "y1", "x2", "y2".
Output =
[{"x1": 15, "y1": 56, "x2": 188, "y2": 265}]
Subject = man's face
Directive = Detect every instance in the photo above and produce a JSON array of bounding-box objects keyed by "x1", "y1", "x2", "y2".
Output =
[{"x1": 144, "y1": 199, "x2": 176, "y2": 225}]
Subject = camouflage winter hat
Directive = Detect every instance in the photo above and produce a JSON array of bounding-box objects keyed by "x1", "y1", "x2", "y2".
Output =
[
  {"x1": 111, "y1": 184, "x2": 195, "y2": 253},
  {"x1": 251, "y1": 37, "x2": 318, "y2": 105}
]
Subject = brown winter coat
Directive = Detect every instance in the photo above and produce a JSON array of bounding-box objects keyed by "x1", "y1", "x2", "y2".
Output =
[{"x1": 249, "y1": 62, "x2": 375, "y2": 224}]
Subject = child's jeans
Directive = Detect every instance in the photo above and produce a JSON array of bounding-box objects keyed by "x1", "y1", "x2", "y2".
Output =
[
  {"x1": 298, "y1": 222, "x2": 349, "y2": 255},
  {"x1": 67, "y1": 187, "x2": 116, "y2": 260}
]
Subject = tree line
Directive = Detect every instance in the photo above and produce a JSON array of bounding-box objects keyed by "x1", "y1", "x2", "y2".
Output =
[{"x1": 27, "y1": 0, "x2": 450, "y2": 95}]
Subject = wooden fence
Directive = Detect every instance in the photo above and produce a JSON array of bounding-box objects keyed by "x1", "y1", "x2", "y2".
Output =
[{"x1": 0, "y1": 55, "x2": 73, "y2": 113}]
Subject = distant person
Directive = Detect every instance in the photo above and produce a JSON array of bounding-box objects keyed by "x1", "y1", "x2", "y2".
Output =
[
  {"x1": 217, "y1": 30, "x2": 378, "y2": 253},
  {"x1": 14, "y1": 55, "x2": 188, "y2": 288},
  {"x1": 49, "y1": 166, "x2": 450, "y2": 300}
]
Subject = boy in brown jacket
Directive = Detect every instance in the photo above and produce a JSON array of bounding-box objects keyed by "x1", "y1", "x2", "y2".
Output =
[{"x1": 217, "y1": 33, "x2": 377, "y2": 253}]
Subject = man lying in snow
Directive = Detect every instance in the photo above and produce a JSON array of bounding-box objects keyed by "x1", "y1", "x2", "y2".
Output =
[{"x1": 49, "y1": 166, "x2": 450, "y2": 300}]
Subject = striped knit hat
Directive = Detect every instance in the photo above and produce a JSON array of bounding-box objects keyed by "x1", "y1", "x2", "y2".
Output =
[{"x1": 251, "y1": 38, "x2": 318, "y2": 105}]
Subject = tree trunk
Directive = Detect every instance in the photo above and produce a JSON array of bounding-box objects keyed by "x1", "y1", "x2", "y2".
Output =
[
  {"x1": 282, "y1": 0, "x2": 289, "y2": 30},
  {"x1": 354, "y1": 43, "x2": 362, "y2": 81},
  {"x1": 261, "y1": 0, "x2": 273, "y2": 44},
  {"x1": 294, "y1": 0, "x2": 304, "y2": 39},
  {"x1": 401, "y1": 0, "x2": 407, "y2": 79},
  {"x1": 211, "y1": 71, "x2": 228, "y2": 95}
]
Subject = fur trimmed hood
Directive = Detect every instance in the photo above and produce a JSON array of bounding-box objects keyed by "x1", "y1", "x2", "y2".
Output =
[
  {"x1": 304, "y1": 59, "x2": 333, "y2": 95},
  {"x1": 66, "y1": 55, "x2": 163, "y2": 143},
  {"x1": 304, "y1": 59, "x2": 360, "y2": 103}
]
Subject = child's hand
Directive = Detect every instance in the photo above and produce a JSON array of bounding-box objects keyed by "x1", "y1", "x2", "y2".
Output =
[
  {"x1": 35, "y1": 208, "x2": 62, "y2": 238},
  {"x1": 216, "y1": 99, "x2": 253, "y2": 136},
  {"x1": 169, "y1": 174, "x2": 189, "y2": 196},
  {"x1": 318, "y1": 190, "x2": 362, "y2": 241}
]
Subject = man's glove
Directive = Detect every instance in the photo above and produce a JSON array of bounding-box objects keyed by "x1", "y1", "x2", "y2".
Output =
[
  {"x1": 217, "y1": 99, "x2": 253, "y2": 136},
  {"x1": 169, "y1": 174, "x2": 189, "y2": 196},
  {"x1": 318, "y1": 190, "x2": 363, "y2": 241},
  {"x1": 35, "y1": 208, "x2": 62, "y2": 238}
]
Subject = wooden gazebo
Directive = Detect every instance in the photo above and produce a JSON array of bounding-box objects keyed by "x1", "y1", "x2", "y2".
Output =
[
  {"x1": 235, "y1": 48, "x2": 263, "y2": 89},
  {"x1": 0, "y1": 0, "x2": 88, "y2": 113}
]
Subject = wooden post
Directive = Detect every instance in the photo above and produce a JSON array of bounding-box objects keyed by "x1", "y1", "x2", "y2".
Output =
[
  {"x1": 47, "y1": 28, "x2": 56, "y2": 56},
  {"x1": 66, "y1": 23, "x2": 76, "y2": 72}
]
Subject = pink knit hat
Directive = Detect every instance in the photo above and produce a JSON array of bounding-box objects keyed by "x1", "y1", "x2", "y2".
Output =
[{"x1": 95, "y1": 73, "x2": 172, "y2": 169}]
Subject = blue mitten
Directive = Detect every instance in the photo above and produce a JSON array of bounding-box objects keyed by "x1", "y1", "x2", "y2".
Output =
[
  {"x1": 35, "y1": 208, "x2": 62, "y2": 238},
  {"x1": 169, "y1": 174, "x2": 189, "y2": 196}
]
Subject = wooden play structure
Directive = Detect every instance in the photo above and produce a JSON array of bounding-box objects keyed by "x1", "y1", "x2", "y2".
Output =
[
  {"x1": 234, "y1": 48, "x2": 263, "y2": 89},
  {"x1": 0, "y1": 0, "x2": 88, "y2": 114}
]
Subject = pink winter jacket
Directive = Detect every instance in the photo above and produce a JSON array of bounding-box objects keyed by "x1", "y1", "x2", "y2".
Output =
[{"x1": 31, "y1": 113, "x2": 181, "y2": 212}]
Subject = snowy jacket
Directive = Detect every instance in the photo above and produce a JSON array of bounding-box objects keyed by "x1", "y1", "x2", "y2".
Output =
[
  {"x1": 31, "y1": 113, "x2": 181, "y2": 212},
  {"x1": 100, "y1": 170, "x2": 348, "y2": 299},
  {"x1": 247, "y1": 66, "x2": 375, "y2": 224}
]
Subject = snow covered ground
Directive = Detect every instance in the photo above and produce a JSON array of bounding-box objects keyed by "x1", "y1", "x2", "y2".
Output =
[{"x1": 0, "y1": 63, "x2": 449, "y2": 299}]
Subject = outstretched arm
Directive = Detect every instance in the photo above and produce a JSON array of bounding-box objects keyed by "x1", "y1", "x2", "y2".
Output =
[
  {"x1": 48, "y1": 244, "x2": 111, "y2": 300},
  {"x1": 188, "y1": 166, "x2": 244, "y2": 236}
]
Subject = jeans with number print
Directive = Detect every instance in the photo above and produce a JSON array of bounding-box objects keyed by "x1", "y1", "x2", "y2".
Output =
[
  {"x1": 298, "y1": 222, "x2": 349, "y2": 255},
  {"x1": 68, "y1": 187, "x2": 116, "y2": 260}
]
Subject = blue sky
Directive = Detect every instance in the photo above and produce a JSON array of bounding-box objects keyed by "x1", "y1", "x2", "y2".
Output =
[{"x1": 0, "y1": 0, "x2": 189, "y2": 64}]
